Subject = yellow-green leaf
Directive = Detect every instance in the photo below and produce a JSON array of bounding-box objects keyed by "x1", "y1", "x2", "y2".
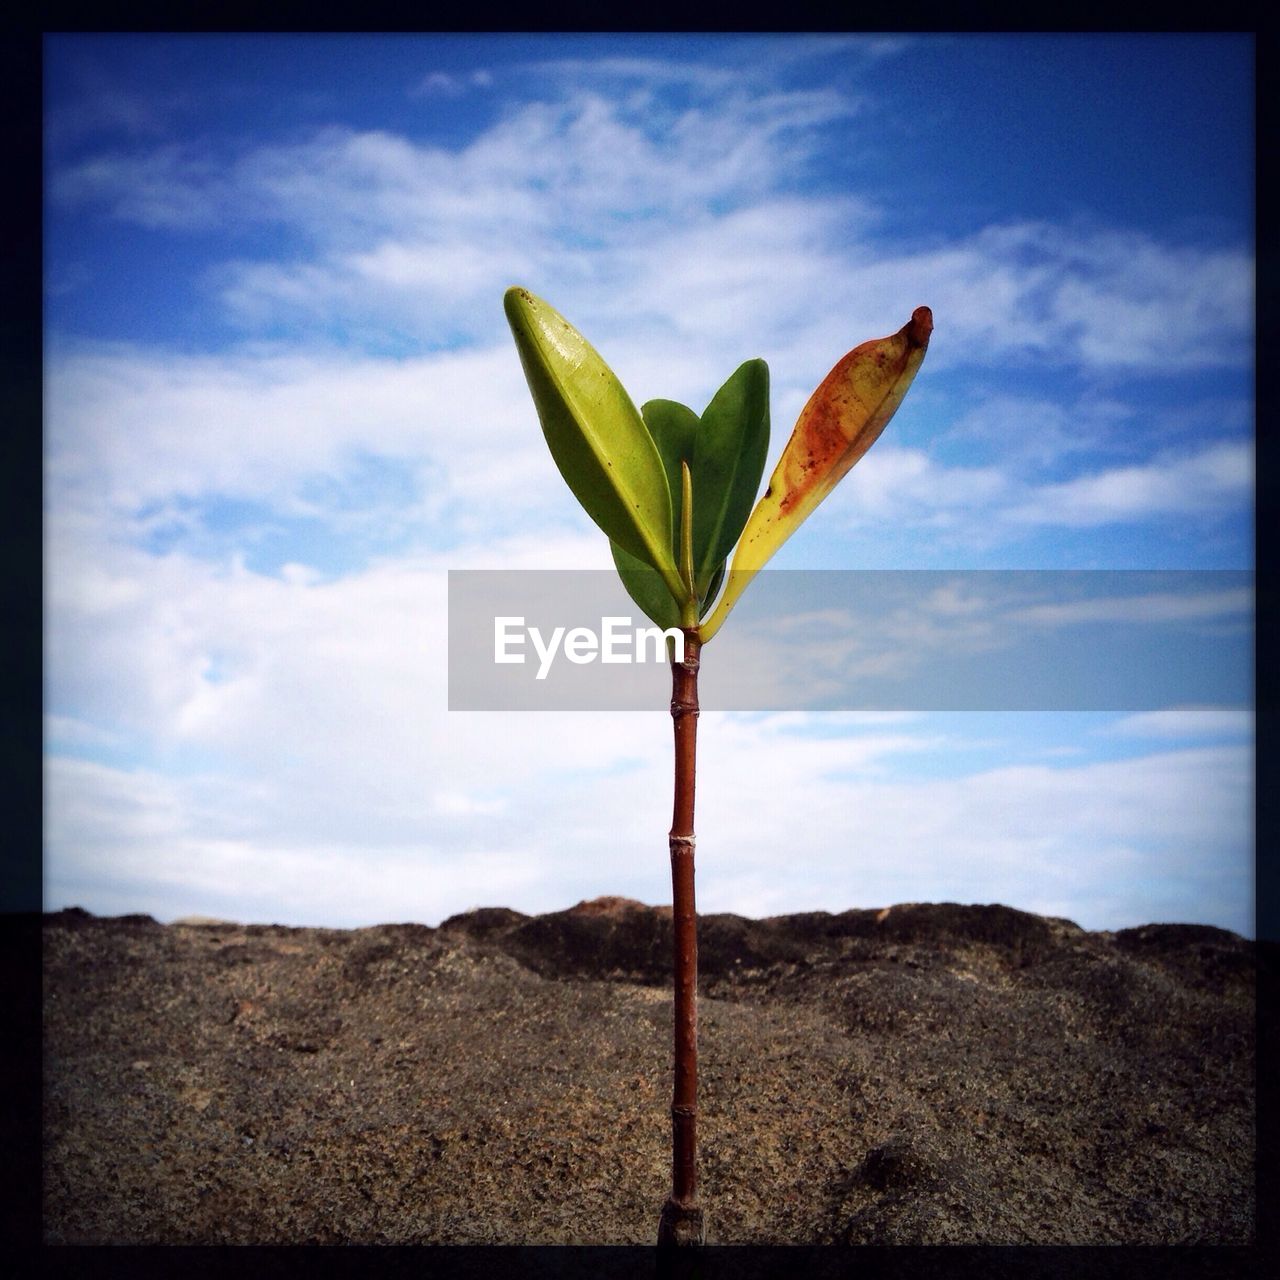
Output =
[
  {"x1": 504, "y1": 287, "x2": 684, "y2": 601},
  {"x1": 609, "y1": 398, "x2": 701, "y2": 630},
  {"x1": 700, "y1": 306, "x2": 932, "y2": 642}
]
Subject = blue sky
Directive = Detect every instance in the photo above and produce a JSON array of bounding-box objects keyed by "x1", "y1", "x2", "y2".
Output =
[{"x1": 43, "y1": 33, "x2": 1255, "y2": 935}]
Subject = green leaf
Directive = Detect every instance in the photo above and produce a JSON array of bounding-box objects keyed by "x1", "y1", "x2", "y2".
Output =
[
  {"x1": 504, "y1": 287, "x2": 683, "y2": 598},
  {"x1": 610, "y1": 449, "x2": 703, "y2": 631},
  {"x1": 640, "y1": 399, "x2": 699, "y2": 514},
  {"x1": 608, "y1": 370, "x2": 768, "y2": 629},
  {"x1": 618, "y1": 375, "x2": 768, "y2": 621},
  {"x1": 605, "y1": 398, "x2": 700, "y2": 630},
  {"x1": 611, "y1": 540, "x2": 683, "y2": 630},
  {"x1": 691, "y1": 359, "x2": 770, "y2": 597},
  {"x1": 640, "y1": 397, "x2": 700, "y2": 565}
]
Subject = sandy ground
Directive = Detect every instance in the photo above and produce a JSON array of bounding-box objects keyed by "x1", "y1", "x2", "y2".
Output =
[{"x1": 43, "y1": 897, "x2": 1258, "y2": 1245}]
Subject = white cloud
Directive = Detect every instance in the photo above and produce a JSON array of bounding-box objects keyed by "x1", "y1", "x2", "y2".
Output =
[
  {"x1": 44, "y1": 643, "x2": 1255, "y2": 936},
  {"x1": 44, "y1": 714, "x2": 128, "y2": 753},
  {"x1": 1008, "y1": 587, "x2": 1252, "y2": 628},
  {"x1": 831, "y1": 446, "x2": 1010, "y2": 527},
  {"x1": 530, "y1": 55, "x2": 742, "y2": 91},
  {"x1": 409, "y1": 69, "x2": 493, "y2": 97},
  {"x1": 1007, "y1": 441, "x2": 1253, "y2": 527},
  {"x1": 700, "y1": 571, "x2": 1249, "y2": 714},
  {"x1": 1105, "y1": 708, "x2": 1253, "y2": 739},
  {"x1": 44, "y1": 754, "x2": 549, "y2": 925},
  {"x1": 47, "y1": 69, "x2": 1252, "y2": 375},
  {"x1": 800, "y1": 433, "x2": 1251, "y2": 553},
  {"x1": 694, "y1": 731, "x2": 1252, "y2": 933},
  {"x1": 44, "y1": 340, "x2": 568, "y2": 537},
  {"x1": 1049, "y1": 233, "x2": 1254, "y2": 369},
  {"x1": 942, "y1": 393, "x2": 1134, "y2": 470},
  {"x1": 49, "y1": 144, "x2": 228, "y2": 229},
  {"x1": 43, "y1": 499, "x2": 1253, "y2": 935},
  {"x1": 44, "y1": 331, "x2": 1253, "y2": 619},
  {"x1": 805, "y1": 221, "x2": 1254, "y2": 375}
]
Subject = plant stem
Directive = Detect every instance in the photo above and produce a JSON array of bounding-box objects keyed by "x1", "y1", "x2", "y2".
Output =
[{"x1": 657, "y1": 628, "x2": 705, "y2": 1247}]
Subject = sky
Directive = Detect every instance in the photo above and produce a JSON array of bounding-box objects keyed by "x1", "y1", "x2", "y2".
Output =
[{"x1": 43, "y1": 33, "x2": 1256, "y2": 937}]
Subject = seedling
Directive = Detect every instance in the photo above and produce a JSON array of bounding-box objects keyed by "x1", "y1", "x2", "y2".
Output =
[{"x1": 504, "y1": 287, "x2": 932, "y2": 1245}]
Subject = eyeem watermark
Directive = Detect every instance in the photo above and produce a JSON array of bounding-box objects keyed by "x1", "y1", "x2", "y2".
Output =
[
  {"x1": 449, "y1": 569, "x2": 1252, "y2": 711},
  {"x1": 495, "y1": 615, "x2": 684, "y2": 680}
]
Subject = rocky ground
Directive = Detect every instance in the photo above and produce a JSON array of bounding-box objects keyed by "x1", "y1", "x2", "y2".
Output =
[{"x1": 43, "y1": 897, "x2": 1259, "y2": 1245}]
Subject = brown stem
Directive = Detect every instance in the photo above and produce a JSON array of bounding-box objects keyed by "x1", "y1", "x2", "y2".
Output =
[{"x1": 657, "y1": 629, "x2": 705, "y2": 1247}]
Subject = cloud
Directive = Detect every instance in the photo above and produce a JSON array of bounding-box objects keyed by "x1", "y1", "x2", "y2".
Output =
[
  {"x1": 1008, "y1": 586, "x2": 1252, "y2": 628},
  {"x1": 692, "y1": 571, "x2": 1250, "y2": 713},
  {"x1": 44, "y1": 756, "x2": 549, "y2": 926},
  {"x1": 44, "y1": 58, "x2": 183, "y2": 153},
  {"x1": 44, "y1": 334, "x2": 1253, "y2": 597},
  {"x1": 827, "y1": 446, "x2": 1010, "y2": 530},
  {"x1": 529, "y1": 35, "x2": 909, "y2": 91},
  {"x1": 941, "y1": 393, "x2": 1134, "y2": 470},
  {"x1": 409, "y1": 69, "x2": 493, "y2": 97},
  {"x1": 44, "y1": 494, "x2": 1253, "y2": 936},
  {"x1": 201, "y1": 101, "x2": 871, "y2": 349},
  {"x1": 44, "y1": 624, "x2": 1255, "y2": 936},
  {"x1": 777, "y1": 220, "x2": 1254, "y2": 376},
  {"x1": 694, "y1": 732, "x2": 1251, "y2": 933},
  {"x1": 46, "y1": 66, "x2": 1252, "y2": 376},
  {"x1": 49, "y1": 145, "x2": 229, "y2": 230},
  {"x1": 43, "y1": 340, "x2": 568, "y2": 542},
  {"x1": 529, "y1": 54, "x2": 744, "y2": 93},
  {"x1": 1006, "y1": 441, "x2": 1253, "y2": 527},
  {"x1": 1104, "y1": 708, "x2": 1253, "y2": 739},
  {"x1": 1047, "y1": 231, "x2": 1255, "y2": 369},
  {"x1": 810, "y1": 432, "x2": 1251, "y2": 555}
]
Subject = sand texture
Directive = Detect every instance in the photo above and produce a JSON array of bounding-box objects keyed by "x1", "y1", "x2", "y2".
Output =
[{"x1": 43, "y1": 898, "x2": 1258, "y2": 1245}]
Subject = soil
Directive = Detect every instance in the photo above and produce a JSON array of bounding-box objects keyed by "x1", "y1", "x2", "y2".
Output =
[{"x1": 42, "y1": 897, "x2": 1260, "y2": 1245}]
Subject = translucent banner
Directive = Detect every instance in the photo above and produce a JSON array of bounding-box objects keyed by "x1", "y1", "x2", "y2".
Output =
[{"x1": 447, "y1": 570, "x2": 1252, "y2": 712}]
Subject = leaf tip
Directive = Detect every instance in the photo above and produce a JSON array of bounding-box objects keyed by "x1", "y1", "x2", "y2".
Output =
[
  {"x1": 907, "y1": 306, "x2": 933, "y2": 349},
  {"x1": 503, "y1": 285, "x2": 536, "y2": 321}
]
